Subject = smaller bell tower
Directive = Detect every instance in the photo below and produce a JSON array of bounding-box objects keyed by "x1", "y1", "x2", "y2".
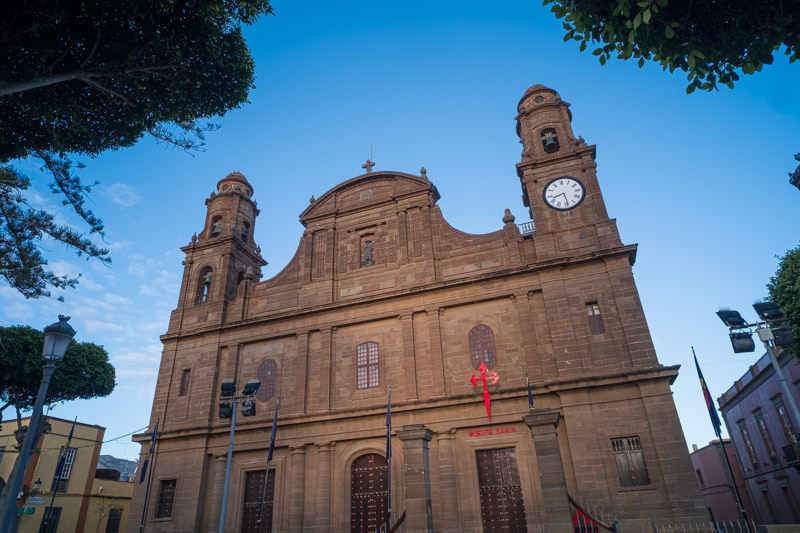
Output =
[
  {"x1": 515, "y1": 85, "x2": 621, "y2": 256},
  {"x1": 171, "y1": 172, "x2": 267, "y2": 329}
]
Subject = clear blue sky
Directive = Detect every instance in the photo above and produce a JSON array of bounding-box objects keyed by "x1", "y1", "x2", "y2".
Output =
[{"x1": 2, "y1": 0, "x2": 798, "y2": 461}]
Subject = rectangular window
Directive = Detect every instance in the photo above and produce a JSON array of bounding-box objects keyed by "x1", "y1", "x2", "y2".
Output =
[
  {"x1": 611, "y1": 436, "x2": 651, "y2": 487},
  {"x1": 586, "y1": 303, "x2": 605, "y2": 335},
  {"x1": 759, "y1": 483, "x2": 778, "y2": 523},
  {"x1": 179, "y1": 369, "x2": 191, "y2": 397},
  {"x1": 772, "y1": 395, "x2": 796, "y2": 445},
  {"x1": 754, "y1": 409, "x2": 779, "y2": 466},
  {"x1": 696, "y1": 469, "x2": 705, "y2": 487},
  {"x1": 38, "y1": 507, "x2": 61, "y2": 533},
  {"x1": 0, "y1": 446, "x2": 4, "y2": 463},
  {"x1": 777, "y1": 479, "x2": 800, "y2": 522},
  {"x1": 105, "y1": 508, "x2": 122, "y2": 533},
  {"x1": 51, "y1": 447, "x2": 76, "y2": 493},
  {"x1": 356, "y1": 342, "x2": 380, "y2": 390},
  {"x1": 155, "y1": 479, "x2": 177, "y2": 519},
  {"x1": 738, "y1": 420, "x2": 760, "y2": 472}
]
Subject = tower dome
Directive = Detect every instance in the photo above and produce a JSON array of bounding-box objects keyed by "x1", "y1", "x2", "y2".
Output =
[{"x1": 216, "y1": 171, "x2": 253, "y2": 198}]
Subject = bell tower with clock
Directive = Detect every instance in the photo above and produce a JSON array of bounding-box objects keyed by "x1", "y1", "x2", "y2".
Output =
[{"x1": 515, "y1": 85, "x2": 623, "y2": 259}]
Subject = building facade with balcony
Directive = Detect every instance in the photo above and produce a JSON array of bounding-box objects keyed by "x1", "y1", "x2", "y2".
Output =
[
  {"x1": 718, "y1": 351, "x2": 800, "y2": 525},
  {"x1": 0, "y1": 416, "x2": 134, "y2": 532}
]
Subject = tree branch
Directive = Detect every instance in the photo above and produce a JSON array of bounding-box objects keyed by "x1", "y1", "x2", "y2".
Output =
[{"x1": 0, "y1": 65, "x2": 187, "y2": 96}]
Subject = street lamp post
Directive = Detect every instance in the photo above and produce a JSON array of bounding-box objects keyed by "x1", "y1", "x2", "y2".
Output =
[
  {"x1": 0, "y1": 316, "x2": 76, "y2": 533},
  {"x1": 217, "y1": 379, "x2": 260, "y2": 533},
  {"x1": 717, "y1": 302, "x2": 800, "y2": 441}
]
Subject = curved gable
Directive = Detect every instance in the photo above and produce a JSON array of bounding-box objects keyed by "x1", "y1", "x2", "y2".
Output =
[{"x1": 299, "y1": 171, "x2": 439, "y2": 226}]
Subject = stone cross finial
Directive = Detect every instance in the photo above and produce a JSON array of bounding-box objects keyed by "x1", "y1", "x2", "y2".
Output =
[{"x1": 362, "y1": 159, "x2": 375, "y2": 173}]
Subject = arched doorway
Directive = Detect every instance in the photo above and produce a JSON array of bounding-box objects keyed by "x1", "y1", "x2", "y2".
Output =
[{"x1": 351, "y1": 453, "x2": 388, "y2": 532}]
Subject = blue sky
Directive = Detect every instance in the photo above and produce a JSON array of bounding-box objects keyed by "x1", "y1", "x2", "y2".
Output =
[{"x1": 2, "y1": 0, "x2": 799, "y2": 461}]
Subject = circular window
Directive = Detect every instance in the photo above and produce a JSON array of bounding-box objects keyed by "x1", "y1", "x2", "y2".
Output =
[
  {"x1": 534, "y1": 96, "x2": 544, "y2": 103},
  {"x1": 245, "y1": 189, "x2": 252, "y2": 197},
  {"x1": 256, "y1": 359, "x2": 278, "y2": 402},
  {"x1": 221, "y1": 184, "x2": 230, "y2": 191}
]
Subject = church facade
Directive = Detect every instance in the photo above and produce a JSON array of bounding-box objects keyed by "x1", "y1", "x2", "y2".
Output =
[{"x1": 130, "y1": 85, "x2": 706, "y2": 532}]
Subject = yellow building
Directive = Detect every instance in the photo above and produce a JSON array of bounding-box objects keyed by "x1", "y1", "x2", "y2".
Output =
[{"x1": 0, "y1": 416, "x2": 133, "y2": 532}]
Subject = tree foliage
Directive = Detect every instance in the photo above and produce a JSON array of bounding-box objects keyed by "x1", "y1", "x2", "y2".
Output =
[
  {"x1": 546, "y1": 0, "x2": 800, "y2": 93},
  {"x1": 0, "y1": 325, "x2": 116, "y2": 414},
  {"x1": 768, "y1": 243, "x2": 800, "y2": 356},
  {"x1": 0, "y1": 0, "x2": 273, "y2": 298}
]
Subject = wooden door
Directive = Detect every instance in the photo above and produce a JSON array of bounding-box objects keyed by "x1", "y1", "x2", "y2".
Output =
[
  {"x1": 241, "y1": 470, "x2": 274, "y2": 533},
  {"x1": 476, "y1": 448, "x2": 527, "y2": 533},
  {"x1": 351, "y1": 453, "x2": 389, "y2": 532}
]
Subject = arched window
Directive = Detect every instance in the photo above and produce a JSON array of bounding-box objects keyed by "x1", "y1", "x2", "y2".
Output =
[
  {"x1": 468, "y1": 325, "x2": 497, "y2": 370},
  {"x1": 196, "y1": 267, "x2": 213, "y2": 304},
  {"x1": 256, "y1": 359, "x2": 278, "y2": 402},
  {"x1": 356, "y1": 342, "x2": 379, "y2": 389},
  {"x1": 351, "y1": 453, "x2": 388, "y2": 532},
  {"x1": 241, "y1": 221, "x2": 250, "y2": 243},
  {"x1": 210, "y1": 215, "x2": 222, "y2": 236},
  {"x1": 541, "y1": 128, "x2": 560, "y2": 153}
]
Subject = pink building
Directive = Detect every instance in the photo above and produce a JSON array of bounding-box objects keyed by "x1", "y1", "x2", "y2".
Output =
[
  {"x1": 690, "y1": 439, "x2": 756, "y2": 523},
  {"x1": 718, "y1": 350, "x2": 800, "y2": 525}
]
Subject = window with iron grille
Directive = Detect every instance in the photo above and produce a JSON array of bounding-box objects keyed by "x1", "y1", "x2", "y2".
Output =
[
  {"x1": 105, "y1": 508, "x2": 122, "y2": 533},
  {"x1": 611, "y1": 436, "x2": 650, "y2": 487},
  {"x1": 256, "y1": 359, "x2": 278, "y2": 402},
  {"x1": 356, "y1": 342, "x2": 379, "y2": 390},
  {"x1": 155, "y1": 479, "x2": 177, "y2": 518},
  {"x1": 38, "y1": 507, "x2": 61, "y2": 533},
  {"x1": 753, "y1": 409, "x2": 779, "y2": 466},
  {"x1": 737, "y1": 420, "x2": 760, "y2": 472},
  {"x1": 468, "y1": 325, "x2": 497, "y2": 371},
  {"x1": 179, "y1": 369, "x2": 191, "y2": 397},
  {"x1": 51, "y1": 447, "x2": 76, "y2": 493},
  {"x1": 586, "y1": 303, "x2": 605, "y2": 335}
]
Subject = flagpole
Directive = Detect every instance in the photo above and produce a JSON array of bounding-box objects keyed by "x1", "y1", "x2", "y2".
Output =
[
  {"x1": 139, "y1": 419, "x2": 160, "y2": 533},
  {"x1": 43, "y1": 417, "x2": 77, "y2": 526},
  {"x1": 692, "y1": 348, "x2": 751, "y2": 533},
  {"x1": 257, "y1": 397, "x2": 280, "y2": 533},
  {"x1": 385, "y1": 387, "x2": 391, "y2": 533}
]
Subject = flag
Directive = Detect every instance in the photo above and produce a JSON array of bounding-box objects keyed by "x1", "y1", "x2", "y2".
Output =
[
  {"x1": 139, "y1": 419, "x2": 159, "y2": 483},
  {"x1": 526, "y1": 374, "x2": 534, "y2": 410},
  {"x1": 385, "y1": 387, "x2": 392, "y2": 462},
  {"x1": 385, "y1": 387, "x2": 392, "y2": 530},
  {"x1": 693, "y1": 348, "x2": 722, "y2": 437},
  {"x1": 267, "y1": 397, "x2": 280, "y2": 463},
  {"x1": 53, "y1": 417, "x2": 76, "y2": 481}
]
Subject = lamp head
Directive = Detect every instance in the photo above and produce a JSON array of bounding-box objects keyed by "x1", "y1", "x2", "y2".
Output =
[
  {"x1": 218, "y1": 402, "x2": 233, "y2": 419},
  {"x1": 220, "y1": 379, "x2": 236, "y2": 399},
  {"x1": 241, "y1": 380, "x2": 260, "y2": 397},
  {"x1": 716, "y1": 310, "x2": 747, "y2": 328},
  {"x1": 753, "y1": 301, "x2": 787, "y2": 322},
  {"x1": 730, "y1": 332, "x2": 756, "y2": 353},
  {"x1": 42, "y1": 315, "x2": 76, "y2": 361},
  {"x1": 241, "y1": 399, "x2": 256, "y2": 417}
]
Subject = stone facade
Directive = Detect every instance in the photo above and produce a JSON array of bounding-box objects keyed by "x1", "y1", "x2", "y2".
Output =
[{"x1": 130, "y1": 84, "x2": 706, "y2": 532}]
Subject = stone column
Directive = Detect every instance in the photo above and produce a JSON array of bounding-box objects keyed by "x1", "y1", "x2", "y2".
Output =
[
  {"x1": 206, "y1": 453, "x2": 228, "y2": 532},
  {"x1": 523, "y1": 408, "x2": 572, "y2": 533},
  {"x1": 435, "y1": 429, "x2": 460, "y2": 532},
  {"x1": 288, "y1": 445, "x2": 306, "y2": 532},
  {"x1": 315, "y1": 442, "x2": 334, "y2": 532},
  {"x1": 397, "y1": 424, "x2": 434, "y2": 533}
]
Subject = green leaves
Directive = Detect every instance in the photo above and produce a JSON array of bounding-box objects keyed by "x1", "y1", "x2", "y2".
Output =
[
  {"x1": 0, "y1": 326, "x2": 116, "y2": 411},
  {"x1": 768, "y1": 243, "x2": 800, "y2": 356},
  {"x1": 547, "y1": 0, "x2": 799, "y2": 92}
]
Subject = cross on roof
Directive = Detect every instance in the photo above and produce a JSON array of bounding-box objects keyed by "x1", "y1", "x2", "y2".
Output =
[{"x1": 362, "y1": 159, "x2": 375, "y2": 173}]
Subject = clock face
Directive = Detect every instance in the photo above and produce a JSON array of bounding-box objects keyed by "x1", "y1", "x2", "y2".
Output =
[{"x1": 543, "y1": 177, "x2": 585, "y2": 211}]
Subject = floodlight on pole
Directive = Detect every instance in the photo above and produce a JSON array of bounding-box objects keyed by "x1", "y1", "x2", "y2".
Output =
[
  {"x1": 217, "y1": 377, "x2": 260, "y2": 533},
  {"x1": 716, "y1": 302, "x2": 800, "y2": 448},
  {"x1": 0, "y1": 316, "x2": 76, "y2": 533}
]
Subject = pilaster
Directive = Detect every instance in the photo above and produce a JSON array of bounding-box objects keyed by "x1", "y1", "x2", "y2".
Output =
[{"x1": 397, "y1": 424, "x2": 434, "y2": 533}]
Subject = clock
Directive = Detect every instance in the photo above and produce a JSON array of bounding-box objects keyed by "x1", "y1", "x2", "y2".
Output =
[{"x1": 542, "y1": 176, "x2": 585, "y2": 211}]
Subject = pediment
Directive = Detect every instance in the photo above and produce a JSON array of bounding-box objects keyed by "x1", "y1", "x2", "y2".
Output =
[{"x1": 299, "y1": 171, "x2": 439, "y2": 226}]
